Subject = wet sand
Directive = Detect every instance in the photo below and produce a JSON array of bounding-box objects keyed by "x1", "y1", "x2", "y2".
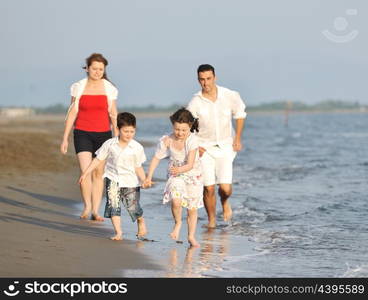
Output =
[{"x1": 0, "y1": 115, "x2": 162, "y2": 277}]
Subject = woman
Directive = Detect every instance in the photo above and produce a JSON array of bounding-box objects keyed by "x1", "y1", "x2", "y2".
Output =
[{"x1": 60, "y1": 53, "x2": 119, "y2": 221}]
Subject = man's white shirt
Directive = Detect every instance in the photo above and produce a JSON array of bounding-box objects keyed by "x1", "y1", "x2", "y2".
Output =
[{"x1": 187, "y1": 85, "x2": 246, "y2": 148}]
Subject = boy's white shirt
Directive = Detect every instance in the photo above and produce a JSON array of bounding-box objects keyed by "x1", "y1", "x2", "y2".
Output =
[
  {"x1": 65, "y1": 78, "x2": 118, "y2": 120},
  {"x1": 96, "y1": 137, "x2": 146, "y2": 188}
]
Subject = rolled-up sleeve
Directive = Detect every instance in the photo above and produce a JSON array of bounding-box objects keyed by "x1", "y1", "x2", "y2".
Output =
[
  {"x1": 155, "y1": 135, "x2": 169, "y2": 159},
  {"x1": 95, "y1": 140, "x2": 111, "y2": 160},
  {"x1": 231, "y1": 91, "x2": 247, "y2": 119}
]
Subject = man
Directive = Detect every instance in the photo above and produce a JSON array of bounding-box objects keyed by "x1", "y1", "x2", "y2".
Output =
[{"x1": 187, "y1": 64, "x2": 246, "y2": 228}]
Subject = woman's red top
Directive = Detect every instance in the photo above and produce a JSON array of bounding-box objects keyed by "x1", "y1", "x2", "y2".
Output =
[{"x1": 74, "y1": 95, "x2": 110, "y2": 132}]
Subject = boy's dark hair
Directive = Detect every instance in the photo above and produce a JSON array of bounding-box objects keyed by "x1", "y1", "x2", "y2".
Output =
[
  {"x1": 117, "y1": 112, "x2": 136, "y2": 129},
  {"x1": 170, "y1": 107, "x2": 199, "y2": 133},
  {"x1": 197, "y1": 64, "x2": 215, "y2": 76}
]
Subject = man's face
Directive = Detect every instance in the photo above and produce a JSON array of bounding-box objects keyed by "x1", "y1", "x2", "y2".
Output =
[{"x1": 198, "y1": 71, "x2": 216, "y2": 93}]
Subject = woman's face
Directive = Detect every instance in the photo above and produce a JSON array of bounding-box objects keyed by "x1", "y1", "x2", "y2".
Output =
[
  {"x1": 87, "y1": 61, "x2": 105, "y2": 80},
  {"x1": 173, "y1": 122, "x2": 191, "y2": 140}
]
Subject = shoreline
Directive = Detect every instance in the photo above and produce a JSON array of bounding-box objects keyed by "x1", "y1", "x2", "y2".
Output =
[
  {"x1": 1, "y1": 108, "x2": 366, "y2": 124},
  {"x1": 0, "y1": 169, "x2": 163, "y2": 277}
]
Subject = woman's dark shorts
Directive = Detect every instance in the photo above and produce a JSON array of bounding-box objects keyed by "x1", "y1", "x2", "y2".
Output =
[
  {"x1": 73, "y1": 129, "x2": 112, "y2": 157},
  {"x1": 104, "y1": 178, "x2": 143, "y2": 222}
]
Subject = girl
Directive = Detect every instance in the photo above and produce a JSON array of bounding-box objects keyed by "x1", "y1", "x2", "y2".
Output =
[
  {"x1": 60, "y1": 53, "x2": 119, "y2": 221},
  {"x1": 144, "y1": 108, "x2": 203, "y2": 247}
]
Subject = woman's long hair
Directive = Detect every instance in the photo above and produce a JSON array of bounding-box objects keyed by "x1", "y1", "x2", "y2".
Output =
[{"x1": 83, "y1": 53, "x2": 113, "y2": 83}]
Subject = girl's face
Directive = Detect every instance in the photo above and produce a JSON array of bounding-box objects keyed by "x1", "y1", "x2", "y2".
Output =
[
  {"x1": 173, "y1": 122, "x2": 191, "y2": 140},
  {"x1": 87, "y1": 61, "x2": 105, "y2": 81}
]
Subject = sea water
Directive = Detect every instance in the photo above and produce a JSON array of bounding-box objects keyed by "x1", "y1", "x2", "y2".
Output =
[{"x1": 118, "y1": 112, "x2": 368, "y2": 277}]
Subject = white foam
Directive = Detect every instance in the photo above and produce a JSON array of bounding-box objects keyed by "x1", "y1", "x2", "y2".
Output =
[
  {"x1": 340, "y1": 263, "x2": 368, "y2": 277},
  {"x1": 224, "y1": 250, "x2": 271, "y2": 263}
]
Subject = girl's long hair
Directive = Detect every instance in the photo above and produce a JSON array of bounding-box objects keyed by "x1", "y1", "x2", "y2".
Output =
[{"x1": 170, "y1": 107, "x2": 199, "y2": 133}]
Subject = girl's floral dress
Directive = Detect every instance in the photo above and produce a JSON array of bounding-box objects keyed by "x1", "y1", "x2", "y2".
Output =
[{"x1": 155, "y1": 133, "x2": 203, "y2": 210}]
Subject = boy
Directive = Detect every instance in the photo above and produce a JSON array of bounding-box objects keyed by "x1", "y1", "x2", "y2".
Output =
[{"x1": 79, "y1": 112, "x2": 147, "y2": 240}]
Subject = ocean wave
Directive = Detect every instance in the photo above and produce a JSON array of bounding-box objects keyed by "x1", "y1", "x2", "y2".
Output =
[{"x1": 340, "y1": 263, "x2": 368, "y2": 278}]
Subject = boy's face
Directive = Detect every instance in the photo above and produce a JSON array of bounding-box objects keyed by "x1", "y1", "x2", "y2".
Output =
[{"x1": 119, "y1": 125, "x2": 136, "y2": 143}]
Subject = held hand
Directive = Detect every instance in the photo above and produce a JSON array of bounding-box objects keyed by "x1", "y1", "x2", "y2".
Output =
[
  {"x1": 78, "y1": 174, "x2": 86, "y2": 185},
  {"x1": 169, "y1": 166, "x2": 180, "y2": 176},
  {"x1": 60, "y1": 140, "x2": 68, "y2": 154},
  {"x1": 233, "y1": 139, "x2": 243, "y2": 152},
  {"x1": 142, "y1": 179, "x2": 154, "y2": 188},
  {"x1": 198, "y1": 147, "x2": 206, "y2": 157}
]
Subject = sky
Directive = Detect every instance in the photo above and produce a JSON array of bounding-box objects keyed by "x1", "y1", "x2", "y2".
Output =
[{"x1": 0, "y1": 0, "x2": 366, "y2": 107}]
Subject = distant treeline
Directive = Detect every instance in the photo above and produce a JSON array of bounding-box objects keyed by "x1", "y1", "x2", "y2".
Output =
[{"x1": 30, "y1": 100, "x2": 365, "y2": 114}]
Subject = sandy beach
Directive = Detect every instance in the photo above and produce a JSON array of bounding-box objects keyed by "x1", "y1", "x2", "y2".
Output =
[
  {"x1": 3, "y1": 112, "x2": 366, "y2": 278},
  {"x1": 0, "y1": 115, "x2": 162, "y2": 277}
]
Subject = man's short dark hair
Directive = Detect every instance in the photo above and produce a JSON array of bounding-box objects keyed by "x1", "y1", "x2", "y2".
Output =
[
  {"x1": 197, "y1": 64, "x2": 215, "y2": 76},
  {"x1": 117, "y1": 112, "x2": 136, "y2": 129}
]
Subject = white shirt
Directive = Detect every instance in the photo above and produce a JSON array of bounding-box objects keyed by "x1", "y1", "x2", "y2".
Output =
[
  {"x1": 155, "y1": 133, "x2": 202, "y2": 177},
  {"x1": 187, "y1": 85, "x2": 246, "y2": 148},
  {"x1": 96, "y1": 137, "x2": 146, "y2": 188}
]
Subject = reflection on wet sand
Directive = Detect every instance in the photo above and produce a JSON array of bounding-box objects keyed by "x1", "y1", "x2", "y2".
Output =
[{"x1": 165, "y1": 228, "x2": 230, "y2": 277}]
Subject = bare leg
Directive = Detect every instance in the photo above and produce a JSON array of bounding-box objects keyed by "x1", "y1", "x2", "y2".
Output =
[
  {"x1": 187, "y1": 208, "x2": 200, "y2": 247},
  {"x1": 219, "y1": 184, "x2": 232, "y2": 222},
  {"x1": 77, "y1": 152, "x2": 93, "y2": 218},
  {"x1": 91, "y1": 160, "x2": 106, "y2": 221},
  {"x1": 170, "y1": 198, "x2": 182, "y2": 240},
  {"x1": 203, "y1": 185, "x2": 216, "y2": 228},
  {"x1": 137, "y1": 217, "x2": 147, "y2": 237},
  {"x1": 110, "y1": 216, "x2": 123, "y2": 240}
]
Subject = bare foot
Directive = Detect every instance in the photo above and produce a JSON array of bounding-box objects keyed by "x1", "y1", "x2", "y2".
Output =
[
  {"x1": 80, "y1": 209, "x2": 91, "y2": 219},
  {"x1": 169, "y1": 222, "x2": 182, "y2": 241},
  {"x1": 222, "y1": 201, "x2": 232, "y2": 222},
  {"x1": 110, "y1": 233, "x2": 123, "y2": 241},
  {"x1": 137, "y1": 218, "x2": 147, "y2": 237},
  {"x1": 188, "y1": 237, "x2": 200, "y2": 248},
  {"x1": 91, "y1": 214, "x2": 104, "y2": 222},
  {"x1": 202, "y1": 220, "x2": 216, "y2": 229}
]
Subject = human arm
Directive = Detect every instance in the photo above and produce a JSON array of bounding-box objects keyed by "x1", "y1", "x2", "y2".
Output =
[
  {"x1": 143, "y1": 136, "x2": 168, "y2": 187},
  {"x1": 135, "y1": 166, "x2": 147, "y2": 187},
  {"x1": 60, "y1": 97, "x2": 78, "y2": 154},
  {"x1": 231, "y1": 91, "x2": 246, "y2": 152},
  {"x1": 169, "y1": 148, "x2": 196, "y2": 176},
  {"x1": 78, "y1": 158, "x2": 105, "y2": 184},
  {"x1": 198, "y1": 147, "x2": 206, "y2": 157},
  {"x1": 143, "y1": 156, "x2": 161, "y2": 187},
  {"x1": 233, "y1": 118, "x2": 245, "y2": 151},
  {"x1": 187, "y1": 99, "x2": 206, "y2": 156},
  {"x1": 109, "y1": 100, "x2": 119, "y2": 136}
]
